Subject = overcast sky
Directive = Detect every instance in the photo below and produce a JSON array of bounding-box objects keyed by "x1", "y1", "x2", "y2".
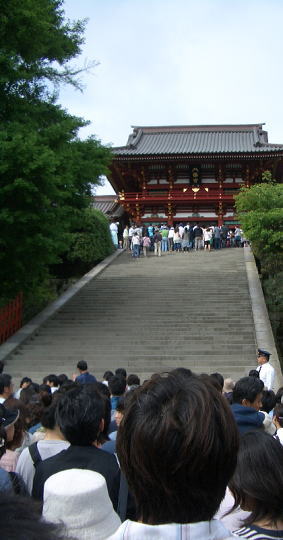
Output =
[{"x1": 60, "y1": 0, "x2": 283, "y2": 194}]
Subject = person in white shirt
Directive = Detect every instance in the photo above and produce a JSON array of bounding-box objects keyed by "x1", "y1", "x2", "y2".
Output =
[
  {"x1": 122, "y1": 226, "x2": 129, "y2": 249},
  {"x1": 109, "y1": 372, "x2": 239, "y2": 539},
  {"x1": 256, "y1": 348, "x2": 275, "y2": 390},
  {"x1": 178, "y1": 223, "x2": 184, "y2": 239},
  {"x1": 204, "y1": 227, "x2": 213, "y2": 251},
  {"x1": 128, "y1": 225, "x2": 135, "y2": 251},
  {"x1": 109, "y1": 220, "x2": 119, "y2": 248},
  {"x1": 131, "y1": 232, "x2": 140, "y2": 258}
]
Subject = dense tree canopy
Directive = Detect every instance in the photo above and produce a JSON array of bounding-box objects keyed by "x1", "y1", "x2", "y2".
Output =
[
  {"x1": 0, "y1": 0, "x2": 112, "y2": 303},
  {"x1": 236, "y1": 179, "x2": 283, "y2": 364},
  {"x1": 235, "y1": 181, "x2": 283, "y2": 274}
]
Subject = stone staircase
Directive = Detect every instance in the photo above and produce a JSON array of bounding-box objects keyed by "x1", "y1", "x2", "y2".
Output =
[{"x1": 5, "y1": 248, "x2": 257, "y2": 385}]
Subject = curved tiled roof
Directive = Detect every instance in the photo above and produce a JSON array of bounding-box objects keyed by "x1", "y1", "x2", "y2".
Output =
[
  {"x1": 92, "y1": 196, "x2": 123, "y2": 216},
  {"x1": 114, "y1": 124, "x2": 283, "y2": 156}
]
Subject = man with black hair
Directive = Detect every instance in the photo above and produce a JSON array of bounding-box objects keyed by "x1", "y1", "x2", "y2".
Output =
[
  {"x1": 74, "y1": 360, "x2": 97, "y2": 384},
  {"x1": 109, "y1": 372, "x2": 239, "y2": 539},
  {"x1": 0, "y1": 374, "x2": 13, "y2": 403},
  {"x1": 108, "y1": 375, "x2": 126, "y2": 416},
  {"x1": 14, "y1": 377, "x2": 32, "y2": 399},
  {"x1": 115, "y1": 368, "x2": 127, "y2": 379},
  {"x1": 231, "y1": 377, "x2": 266, "y2": 434},
  {"x1": 46, "y1": 374, "x2": 59, "y2": 394},
  {"x1": 32, "y1": 386, "x2": 120, "y2": 509}
]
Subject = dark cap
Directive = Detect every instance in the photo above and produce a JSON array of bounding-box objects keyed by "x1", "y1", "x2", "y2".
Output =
[
  {"x1": 0, "y1": 404, "x2": 19, "y2": 429},
  {"x1": 258, "y1": 348, "x2": 271, "y2": 358}
]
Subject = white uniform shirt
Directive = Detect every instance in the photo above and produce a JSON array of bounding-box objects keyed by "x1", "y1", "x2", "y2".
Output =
[
  {"x1": 257, "y1": 362, "x2": 275, "y2": 390},
  {"x1": 110, "y1": 223, "x2": 118, "y2": 233}
]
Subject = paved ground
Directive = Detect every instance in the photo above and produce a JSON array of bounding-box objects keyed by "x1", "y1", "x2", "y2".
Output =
[{"x1": 6, "y1": 248, "x2": 257, "y2": 384}]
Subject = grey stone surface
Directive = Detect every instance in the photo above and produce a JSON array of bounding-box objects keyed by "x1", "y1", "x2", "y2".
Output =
[
  {"x1": 1, "y1": 246, "x2": 282, "y2": 388},
  {"x1": 244, "y1": 247, "x2": 283, "y2": 389}
]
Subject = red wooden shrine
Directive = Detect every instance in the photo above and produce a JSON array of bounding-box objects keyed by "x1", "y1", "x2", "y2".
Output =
[
  {"x1": 109, "y1": 124, "x2": 283, "y2": 226},
  {"x1": 0, "y1": 293, "x2": 23, "y2": 345}
]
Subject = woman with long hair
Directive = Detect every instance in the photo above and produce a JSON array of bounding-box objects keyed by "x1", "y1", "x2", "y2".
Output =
[{"x1": 228, "y1": 431, "x2": 283, "y2": 539}]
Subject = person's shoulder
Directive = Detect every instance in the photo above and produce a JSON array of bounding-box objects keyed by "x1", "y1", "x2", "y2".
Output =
[{"x1": 36, "y1": 446, "x2": 69, "y2": 472}]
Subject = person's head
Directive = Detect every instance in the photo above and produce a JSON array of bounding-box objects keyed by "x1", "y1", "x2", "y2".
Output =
[
  {"x1": 55, "y1": 386, "x2": 104, "y2": 446},
  {"x1": 115, "y1": 368, "x2": 127, "y2": 379},
  {"x1": 108, "y1": 375, "x2": 126, "y2": 397},
  {"x1": 19, "y1": 377, "x2": 32, "y2": 390},
  {"x1": 233, "y1": 377, "x2": 264, "y2": 411},
  {"x1": 0, "y1": 493, "x2": 64, "y2": 539},
  {"x1": 20, "y1": 386, "x2": 40, "y2": 405},
  {"x1": 223, "y1": 378, "x2": 235, "y2": 393},
  {"x1": 248, "y1": 369, "x2": 259, "y2": 378},
  {"x1": 0, "y1": 403, "x2": 19, "y2": 445},
  {"x1": 126, "y1": 374, "x2": 140, "y2": 387},
  {"x1": 275, "y1": 386, "x2": 283, "y2": 404},
  {"x1": 93, "y1": 381, "x2": 111, "y2": 399},
  {"x1": 228, "y1": 431, "x2": 283, "y2": 526},
  {"x1": 0, "y1": 374, "x2": 13, "y2": 399},
  {"x1": 83, "y1": 383, "x2": 111, "y2": 445},
  {"x1": 273, "y1": 403, "x2": 283, "y2": 429},
  {"x1": 41, "y1": 393, "x2": 64, "y2": 432},
  {"x1": 117, "y1": 373, "x2": 239, "y2": 525},
  {"x1": 77, "y1": 360, "x2": 88, "y2": 373},
  {"x1": 210, "y1": 372, "x2": 224, "y2": 391},
  {"x1": 57, "y1": 374, "x2": 68, "y2": 387},
  {"x1": 25, "y1": 400, "x2": 44, "y2": 430},
  {"x1": 38, "y1": 384, "x2": 53, "y2": 407},
  {"x1": 4, "y1": 397, "x2": 27, "y2": 450},
  {"x1": 257, "y1": 348, "x2": 271, "y2": 365},
  {"x1": 169, "y1": 367, "x2": 193, "y2": 381},
  {"x1": 115, "y1": 396, "x2": 126, "y2": 427},
  {"x1": 261, "y1": 390, "x2": 276, "y2": 414},
  {"x1": 103, "y1": 370, "x2": 114, "y2": 382},
  {"x1": 46, "y1": 374, "x2": 59, "y2": 389}
]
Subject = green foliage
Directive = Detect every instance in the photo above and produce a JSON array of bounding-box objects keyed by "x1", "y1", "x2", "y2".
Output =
[
  {"x1": 261, "y1": 170, "x2": 275, "y2": 184},
  {"x1": 67, "y1": 209, "x2": 114, "y2": 265},
  {"x1": 0, "y1": 0, "x2": 113, "y2": 306},
  {"x1": 235, "y1": 183, "x2": 283, "y2": 275},
  {"x1": 23, "y1": 279, "x2": 57, "y2": 323}
]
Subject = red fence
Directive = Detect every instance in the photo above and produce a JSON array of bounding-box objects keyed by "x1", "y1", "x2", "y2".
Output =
[{"x1": 0, "y1": 293, "x2": 23, "y2": 345}]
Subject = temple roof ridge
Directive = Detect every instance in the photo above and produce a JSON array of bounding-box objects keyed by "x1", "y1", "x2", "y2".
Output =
[
  {"x1": 112, "y1": 123, "x2": 283, "y2": 156},
  {"x1": 130, "y1": 123, "x2": 265, "y2": 132}
]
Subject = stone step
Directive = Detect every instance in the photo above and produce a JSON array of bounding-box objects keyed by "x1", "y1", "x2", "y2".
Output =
[{"x1": 5, "y1": 249, "x2": 258, "y2": 386}]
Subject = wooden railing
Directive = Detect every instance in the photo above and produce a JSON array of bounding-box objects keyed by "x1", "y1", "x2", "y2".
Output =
[
  {"x1": 0, "y1": 293, "x2": 23, "y2": 345},
  {"x1": 119, "y1": 190, "x2": 236, "y2": 202}
]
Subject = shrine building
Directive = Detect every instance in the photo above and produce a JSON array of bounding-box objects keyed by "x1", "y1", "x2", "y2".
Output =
[{"x1": 109, "y1": 124, "x2": 283, "y2": 227}]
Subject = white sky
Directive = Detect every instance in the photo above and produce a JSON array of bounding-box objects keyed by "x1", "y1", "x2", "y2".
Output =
[{"x1": 60, "y1": 0, "x2": 283, "y2": 194}]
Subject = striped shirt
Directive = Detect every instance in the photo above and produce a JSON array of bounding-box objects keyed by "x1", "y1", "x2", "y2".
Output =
[{"x1": 234, "y1": 525, "x2": 283, "y2": 539}]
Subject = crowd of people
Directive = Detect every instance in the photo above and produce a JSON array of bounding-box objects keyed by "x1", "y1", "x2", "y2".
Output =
[
  {"x1": 0, "y1": 350, "x2": 282, "y2": 539},
  {"x1": 120, "y1": 223, "x2": 247, "y2": 256}
]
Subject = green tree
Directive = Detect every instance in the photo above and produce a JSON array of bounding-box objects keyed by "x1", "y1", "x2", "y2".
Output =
[
  {"x1": 235, "y1": 180, "x2": 283, "y2": 365},
  {"x1": 0, "y1": 0, "x2": 112, "y2": 303},
  {"x1": 67, "y1": 208, "x2": 114, "y2": 266},
  {"x1": 235, "y1": 182, "x2": 283, "y2": 275}
]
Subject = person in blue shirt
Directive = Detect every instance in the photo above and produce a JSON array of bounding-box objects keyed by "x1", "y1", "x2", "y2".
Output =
[
  {"x1": 74, "y1": 361, "x2": 97, "y2": 384},
  {"x1": 231, "y1": 376, "x2": 265, "y2": 434}
]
